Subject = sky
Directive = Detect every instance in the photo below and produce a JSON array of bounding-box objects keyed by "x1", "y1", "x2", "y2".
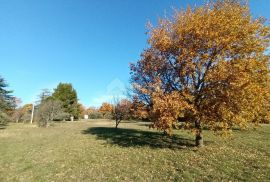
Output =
[{"x1": 0, "y1": 0, "x2": 269, "y2": 107}]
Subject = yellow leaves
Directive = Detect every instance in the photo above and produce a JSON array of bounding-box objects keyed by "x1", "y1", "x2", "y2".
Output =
[
  {"x1": 148, "y1": 19, "x2": 173, "y2": 52},
  {"x1": 131, "y1": 0, "x2": 270, "y2": 136},
  {"x1": 201, "y1": 55, "x2": 270, "y2": 130},
  {"x1": 150, "y1": 89, "x2": 194, "y2": 135},
  {"x1": 150, "y1": 0, "x2": 269, "y2": 60},
  {"x1": 21, "y1": 104, "x2": 33, "y2": 113}
]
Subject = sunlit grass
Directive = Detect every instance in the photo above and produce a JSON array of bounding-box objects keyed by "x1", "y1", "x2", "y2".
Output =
[{"x1": 0, "y1": 120, "x2": 269, "y2": 181}]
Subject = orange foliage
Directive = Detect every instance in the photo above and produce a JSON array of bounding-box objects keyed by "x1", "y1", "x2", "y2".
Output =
[
  {"x1": 130, "y1": 96, "x2": 149, "y2": 120},
  {"x1": 99, "y1": 102, "x2": 113, "y2": 116},
  {"x1": 130, "y1": 0, "x2": 270, "y2": 146}
]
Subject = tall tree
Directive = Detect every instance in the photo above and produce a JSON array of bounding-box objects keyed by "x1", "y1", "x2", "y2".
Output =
[
  {"x1": 130, "y1": 0, "x2": 270, "y2": 147},
  {"x1": 0, "y1": 76, "x2": 14, "y2": 112},
  {"x1": 0, "y1": 76, "x2": 14, "y2": 123},
  {"x1": 52, "y1": 83, "x2": 79, "y2": 119}
]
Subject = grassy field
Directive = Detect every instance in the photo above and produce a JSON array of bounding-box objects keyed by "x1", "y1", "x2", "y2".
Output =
[{"x1": 0, "y1": 120, "x2": 269, "y2": 181}]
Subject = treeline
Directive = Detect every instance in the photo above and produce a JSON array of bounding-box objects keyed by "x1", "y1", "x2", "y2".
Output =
[
  {"x1": 0, "y1": 81, "x2": 81, "y2": 126},
  {"x1": 34, "y1": 83, "x2": 80, "y2": 126},
  {"x1": 0, "y1": 76, "x2": 148, "y2": 127},
  {"x1": 83, "y1": 98, "x2": 148, "y2": 128}
]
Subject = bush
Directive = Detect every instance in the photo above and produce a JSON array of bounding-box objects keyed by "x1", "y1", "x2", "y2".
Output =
[
  {"x1": 0, "y1": 111, "x2": 11, "y2": 124},
  {"x1": 35, "y1": 99, "x2": 63, "y2": 127},
  {"x1": 103, "y1": 112, "x2": 113, "y2": 120},
  {"x1": 88, "y1": 112, "x2": 103, "y2": 119},
  {"x1": 54, "y1": 112, "x2": 70, "y2": 121}
]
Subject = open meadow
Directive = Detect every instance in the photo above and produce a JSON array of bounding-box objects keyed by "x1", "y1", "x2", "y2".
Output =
[
  {"x1": 0, "y1": 120, "x2": 269, "y2": 181},
  {"x1": 1, "y1": 1, "x2": 270, "y2": 182}
]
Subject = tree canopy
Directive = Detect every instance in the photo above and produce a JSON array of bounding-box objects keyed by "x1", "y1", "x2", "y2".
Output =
[
  {"x1": 130, "y1": 0, "x2": 270, "y2": 146},
  {"x1": 52, "y1": 83, "x2": 79, "y2": 119}
]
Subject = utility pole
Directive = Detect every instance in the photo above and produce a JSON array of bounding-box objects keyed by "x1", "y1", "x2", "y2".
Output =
[{"x1": 30, "y1": 103, "x2": 35, "y2": 124}]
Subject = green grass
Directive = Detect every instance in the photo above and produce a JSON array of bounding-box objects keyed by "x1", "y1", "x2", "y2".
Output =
[{"x1": 0, "y1": 120, "x2": 269, "y2": 181}]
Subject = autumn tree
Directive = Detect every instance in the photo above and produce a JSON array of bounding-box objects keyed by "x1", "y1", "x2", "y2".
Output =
[
  {"x1": 113, "y1": 99, "x2": 132, "y2": 128},
  {"x1": 52, "y1": 83, "x2": 80, "y2": 119},
  {"x1": 130, "y1": 0, "x2": 270, "y2": 147},
  {"x1": 99, "y1": 102, "x2": 113, "y2": 118}
]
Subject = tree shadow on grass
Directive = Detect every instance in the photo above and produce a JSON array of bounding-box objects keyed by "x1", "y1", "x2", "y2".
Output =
[{"x1": 82, "y1": 127, "x2": 196, "y2": 149}]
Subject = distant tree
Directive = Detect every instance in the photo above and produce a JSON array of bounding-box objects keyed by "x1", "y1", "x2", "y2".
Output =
[
  {"x1": 0, "y1": 76, "x2": 14, "y2": 123},
  {"x1": 36, "y1": 99, "x2": 63, "y2": 127},
  {"x1": 130, "y1": 0, "x2": 270, "y2": 147},
  {"x1": 113, "y1": 99, "x2": 132, "y2": 128},
  {"x1": 52, "y1": 83, "x2": 79, "y2": 119},
  {"x1": 12, "y1": 104, "x2": 32, "y2": 123},
  {"x1": 99, "y1": 102, "x2": 113, "y2": 118},
  {"x1": 0, "y1": 76, "x2": 14, "y2": 112},
  {"x1": 86, "y1": 107, "x2": 97, "y2": 115},
  {"x1": 86, "y1": 107, "x2": 102, "y2": 119},
  {"x1": 88, "y1": 112, "x2": 103, "y2": 119}
]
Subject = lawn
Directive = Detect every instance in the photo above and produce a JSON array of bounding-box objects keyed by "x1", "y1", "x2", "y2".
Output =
[{"x1": 0, "y1": 120, "x2": 269, "y2": 181}]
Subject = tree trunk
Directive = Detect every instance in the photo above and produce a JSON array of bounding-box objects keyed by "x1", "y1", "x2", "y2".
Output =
[
  {"x1": 195, "y1": 131, "x2": 203, "y2": 147},
  {"x1": 195, "y1": 120, "x2": 204, "y2": 147},
  {"x1": 115, "y1": 119, "x2": 120, "y2": 129}
]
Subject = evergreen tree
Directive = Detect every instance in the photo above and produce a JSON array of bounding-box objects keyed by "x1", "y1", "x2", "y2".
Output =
[
  {"x1": 0, "y1": 76, "x2": 14, "y2": 111},
  {"x1": 0, "y1": 76, "x2": 14, "y2": 123},
  {"x1": 52, "y1": 83, "x2": 79, "y2": 119}
]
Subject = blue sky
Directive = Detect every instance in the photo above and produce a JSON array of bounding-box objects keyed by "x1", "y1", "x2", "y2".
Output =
[{"x1": 1, "y1": 0, "x2": 269, "y2": 107}]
